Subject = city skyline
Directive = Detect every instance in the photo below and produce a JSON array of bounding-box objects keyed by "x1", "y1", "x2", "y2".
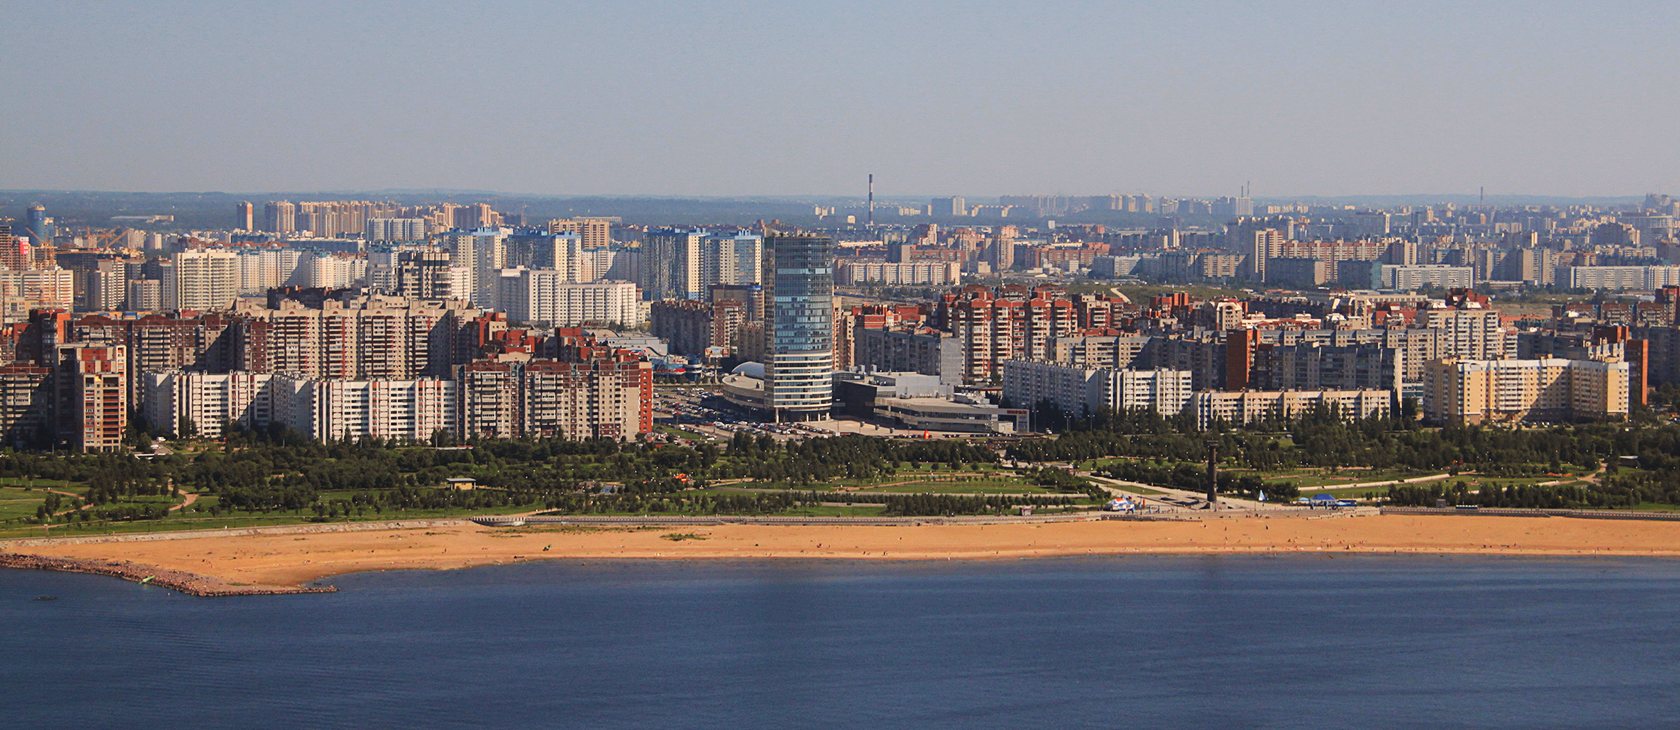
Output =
[{"x1": 7, "y1": 2, "x2": 1680, "y2": 197}]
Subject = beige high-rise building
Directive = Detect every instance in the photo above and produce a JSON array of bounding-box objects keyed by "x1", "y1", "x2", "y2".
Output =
[
  {"x1": 263, "y1": 201, "x2": 297, "y2": 234},
  {"x1": 549, "y1": 218, "x2": 612, "y2": 250},
  {"x1": 1423, "y1": 358, "x2": 1630, "y2": 424},
  {"x1": 165, "y1": 249, "x2": 239, "y2": 311}
]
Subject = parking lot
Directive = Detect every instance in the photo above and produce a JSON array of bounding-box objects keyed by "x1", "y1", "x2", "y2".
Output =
[{"x1": 653, "y1": 387, "x2": 827, "y2": 442}]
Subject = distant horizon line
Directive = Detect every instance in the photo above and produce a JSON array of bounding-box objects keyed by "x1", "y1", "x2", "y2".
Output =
[{"x1": 0, "y1": 188, "x2": 1656, "y2": 205}]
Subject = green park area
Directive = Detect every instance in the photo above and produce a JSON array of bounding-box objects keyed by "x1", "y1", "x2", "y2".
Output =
[{"x1": 3, "y1": 403, "x2": 1680, "y2": 536}]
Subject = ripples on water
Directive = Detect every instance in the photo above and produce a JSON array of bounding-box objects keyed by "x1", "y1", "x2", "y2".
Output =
[{"x1": 3, "y1": 555, "x2": 1676, "y2": 729}]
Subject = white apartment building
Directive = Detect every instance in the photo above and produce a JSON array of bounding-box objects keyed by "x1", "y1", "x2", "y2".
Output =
[
  {"x1": 837, "y1": 261, "x2": 962, "y2": 286},
  {"x1": 365, "y1": 218, "x2": 429, "y2": 242},
  {"x1": 166, "y1": 249, "x2": 239, "y2": 310},
  {"x1": 142, "y1": 371, "x2": 277, "y2": 438},
  {"x1": 443, "y1": 228, "x2": 511, "y2": 309},
  {"x1": 286, "y1": 376, "x2": 457, "y2": 442},
  {"x1": 1191, "y1": 389, "x2": 1392, "y2": 429},
  {"x1": 235, "y1": 248, "x2": 304, "y2": 293},
  {"x1": 499, "y1": 270, "x2": 641, "y2": 327},
  {"x1": 304, "y1": 253, "x2": 367, "y2": 289},
  {"x1": 1001, "y1": 360, "x2": 1193, "y2": 418},
  {"x1": 1563, "y1": 265, "x2": 1680, "y2": 291}
]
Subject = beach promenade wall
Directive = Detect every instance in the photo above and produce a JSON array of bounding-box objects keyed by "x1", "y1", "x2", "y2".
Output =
[{"x1": 1381, "y1": 507, "x2": 1680, "y2": 521}]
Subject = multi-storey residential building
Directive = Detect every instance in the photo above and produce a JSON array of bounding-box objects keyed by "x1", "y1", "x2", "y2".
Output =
[
  {"x1": 0, "y1": 267, "x2": 74, "y2": 318},
  {"x1": 702, "y1": 232, "x2": 763, "y2": 292},
  {"x1": 55, "y1": 343, "x2": 127, "y2": 451},
  {"x1": 1251, "y1": 342, "x2": 1404, "y2": 393},
  {"x1": 455, "y1": 354, "x2": 652, "y2": 440},
  {"x1": 649, "y1": 300, "x2": 712, "y2": 357},
  {"x1": 644, "y1": 229, "x2": 705, "y2": 302},
  {"x1": 394, "y1": 249, "x2": 454, "y2": 299},
  {"x1": 1423, "y1": 358, "x2": 1630, "y2": 424},
  {"x1": 499, "y1": 272, "x2": 640, "y2": 327},
  {"x1": 1418, "y1": 307, "x2": 1509, "y2": 361},
  {"x1": 1564, "y1": 266, "x2": 1680, "y2": 291},
  {"x1": 235, "y1": 295, "x2": 492, "y2": 380},
  {"x1": 303, "y1": 252, "x2": 366, "y2": 289},
  {"x1": 166, "y1": 249, "x2": 239, "y2": 311},
  {"x1": 234, "y1": 248, "x2": 304, "y2": 294},
  {"x1": 547, "y1": 217, "x2": 613, "y2": 250},
  {"x1": 142, "y1": 371, "x2": 277, "y2": 439},
  {"x1": 931, "y1": 285, "x2": 1076, "y2": 385},
  {"x1": 287, "y1": 376, "x2": 457, "y2": 442},
  {"x1": 442, "y1": 228, "x2": 510, "y2": 308},
  {"x1": 365, "y1": 218, "x2": 429, "y2": 241},
  {"x1": 854, "y1": 327, "x2": 963, "y2": 386},
  {"x1": 643, "y1": 230, "x2": 764, "y2": 302},
  {"x1": 1001, "y1": 360, "x2": 1193, "y2": 419},
  {"x1": 126, "y1": 279, "x2": 162, "y2": 311},
  {"x1": 263, "y1": 201, "x2": 297, "y2": 233},
  {"x1": 836, "y1": 261, "x2": 962, "y2": 286},
  {"x1": 0, "y1": 363, "x2": 52, "y2": 447},
  {"x1": 1371, "y1": 264, "x2": 1474, "y2": 290},
  {"x1": 1190, "y1": 389, "x2": 1391, "y2": 429},
  {"x1": 1048, "y1": 335, "x2": 1154, "y2": 369}
]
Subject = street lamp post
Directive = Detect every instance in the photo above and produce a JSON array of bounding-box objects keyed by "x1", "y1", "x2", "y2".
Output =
[{"x1": 1205, "y1": 439, "x2": 1219, "y2": 505}]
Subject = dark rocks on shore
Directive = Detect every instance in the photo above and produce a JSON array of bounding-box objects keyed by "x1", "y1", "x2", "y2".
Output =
[{"x1": 0, "y1": 552, "x2": 335, "y2": 597}]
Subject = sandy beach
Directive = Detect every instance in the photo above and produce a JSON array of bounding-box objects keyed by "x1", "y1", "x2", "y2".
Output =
[{"x1": 5, "y1": 514, "x2": 1680, "y2": 593}]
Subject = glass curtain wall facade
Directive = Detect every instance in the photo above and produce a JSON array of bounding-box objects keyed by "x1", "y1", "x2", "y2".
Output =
[{"x1": 764, "y1": 233, "x2": 834, "y2": 421}]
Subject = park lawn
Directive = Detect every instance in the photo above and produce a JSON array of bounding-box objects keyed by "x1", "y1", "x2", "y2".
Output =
[
  {"x1": 0, "y1": 477, "x2": 85, "y2": 493},
  {"x1": 1110, "y1": 484, "x2": 1166, "y2": 496},
  {"x1": 1619, "y1": 502, "x2": 1680, "y2": 512},
  {"x1": 0, "y1": 487, "x2": 54, "y2": 521},
  {"x1": 1253, "y1": 469, "x2": 1436, "y2": 488},
  {"x1": 0, "y1": 500, "x2": 549, "y2": 540},
  {"x1": 855, "y1": 482, "x2": 1059, "y2": 495},
  {"x1": 1461, "y1": 476, "x2": 1570, "y2": 489}
]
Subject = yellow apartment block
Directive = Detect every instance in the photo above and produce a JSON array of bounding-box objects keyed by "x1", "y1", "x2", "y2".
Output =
[{"x1": 1423, "y1": 358, "x2": 1629, "y2": 424}]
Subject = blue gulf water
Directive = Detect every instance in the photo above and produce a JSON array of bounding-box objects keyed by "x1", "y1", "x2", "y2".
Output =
[{"x1": 4, "y1": 555, "x2": 1678, "y2": 729}]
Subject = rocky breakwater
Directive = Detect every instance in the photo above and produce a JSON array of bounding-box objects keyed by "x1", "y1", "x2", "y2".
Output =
[{"x1": 0, "y1": 552, "x2": 336, "y2": 597}]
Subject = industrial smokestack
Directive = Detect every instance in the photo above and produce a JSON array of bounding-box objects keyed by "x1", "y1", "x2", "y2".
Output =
[{"x1": 867, "y1": 174, "x2": 875, "y2": 228}]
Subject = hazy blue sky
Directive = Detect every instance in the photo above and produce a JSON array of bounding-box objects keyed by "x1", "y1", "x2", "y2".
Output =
[{"x1": 2, "y1": 1, "x2": 1677, "y2": 198}]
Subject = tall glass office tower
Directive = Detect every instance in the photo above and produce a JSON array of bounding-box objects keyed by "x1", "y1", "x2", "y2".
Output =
[
  {"x1": 764, "y1": 233, "x2": 834, "y2": 421},
  {"x1": 25, "y1": 205, "x2": 54, "y2": 245}
]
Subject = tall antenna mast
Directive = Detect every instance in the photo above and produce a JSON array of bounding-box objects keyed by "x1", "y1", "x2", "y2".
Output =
[{"x1": 867, "y1": 174, "x2": 875, "y2": 229}]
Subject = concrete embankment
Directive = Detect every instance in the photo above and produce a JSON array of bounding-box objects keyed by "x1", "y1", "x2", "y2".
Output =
[
  {"x1": 0, "y1": 552, "x2": 336, "y2": 597},
  {"x1": 1382, "y1": 507, "x2": 1680, "y2": 521}
]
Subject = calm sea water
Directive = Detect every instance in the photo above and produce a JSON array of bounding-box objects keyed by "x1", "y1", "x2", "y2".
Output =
[{"x1": 4, "y1": 555, "x2": 1677, "y2": 729}]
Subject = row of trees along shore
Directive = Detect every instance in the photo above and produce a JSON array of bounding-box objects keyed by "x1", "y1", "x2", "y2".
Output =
[{"x1": 4, "y1": 401, "x2": 1680, "y2": 521}]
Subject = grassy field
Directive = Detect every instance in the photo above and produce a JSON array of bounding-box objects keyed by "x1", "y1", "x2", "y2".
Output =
[
  {"x1": 0, "y1": 499, "x2": 543, "y2": 540},
  {"x1": 0, "y1": 487, "x2": 53, "y2": 522},
  {"x1": 0, "y1": 477, "x2": 83, "y2": 491},
  {"x1": 851, "y1": 481, "x2": 1057, "y2": 495}
]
